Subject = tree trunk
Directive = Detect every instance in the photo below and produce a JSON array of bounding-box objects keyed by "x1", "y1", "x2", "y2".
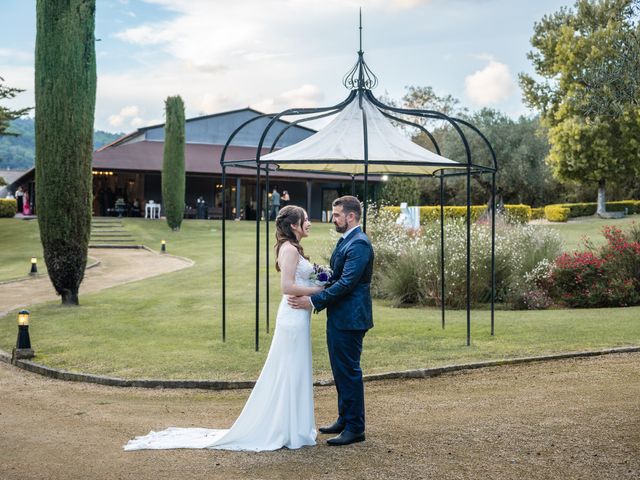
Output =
[
  {"x1": 596, "y1": 178, "x2": 607, "y2": 216},
  {"x1": 35, "y1": 0, "x2": 96, "y2": 306}
]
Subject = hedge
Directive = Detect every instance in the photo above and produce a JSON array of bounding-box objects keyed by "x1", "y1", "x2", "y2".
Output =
[
  {"x1": 384, "y1": 200, "x2": 639, "y2": 225},
  {"x1": 503, "y1": 204, "x2": 531, "y2": 224},
  {"x1": 545, "y1": 200, "x2": 640, "y2": 218},
  {"x1": 0, "y1": 198, "x2": 17, "y2": 217},
  {"x1": 544, "y1": 205, "x2": 570, "y2": 222},
  {"x1": 383, "y1": 204, "x2": 531, "y2": 224},
  {"x1": 531, "y1": 207, "x2": 545, "y2": 220}
]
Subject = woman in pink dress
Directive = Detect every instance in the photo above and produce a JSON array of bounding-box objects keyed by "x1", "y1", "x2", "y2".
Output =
[{"x1": 22, "y1": 190, "x2": 31, "y2": 215}]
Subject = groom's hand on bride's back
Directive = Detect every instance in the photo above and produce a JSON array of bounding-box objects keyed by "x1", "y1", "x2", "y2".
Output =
[{"x1": 288, "y1": 295, "x2": 312, "y2": 310}]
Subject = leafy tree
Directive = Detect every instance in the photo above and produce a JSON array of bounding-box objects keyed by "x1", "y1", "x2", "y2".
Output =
[
  {"x1": 519, "y1": 0, "x2": 640, "y2": 215},
  {"x1": 378, "y1": 176, "x2": 421, "y2": 206},
  {"x1": 0, "y1": 76, "x2": 31, "y2": 136},
  {"x1": 35, "y1": 0, "x2": 97, "y2": 305},
  {"x1": 162, "y1": 95, "x2": 186, "y2": 231},
  {"x1": 577, "y1": 0, "x2": 640, "y2": 117}
]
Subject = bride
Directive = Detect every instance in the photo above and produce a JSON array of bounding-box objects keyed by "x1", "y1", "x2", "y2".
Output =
[{"x1": 124, "y1": 206, "x2": 323, "y2": 451}]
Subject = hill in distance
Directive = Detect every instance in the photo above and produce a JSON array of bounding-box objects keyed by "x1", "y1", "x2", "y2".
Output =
[{"x1": 0, "y1": 117, "x2": 123, "y2": 170}]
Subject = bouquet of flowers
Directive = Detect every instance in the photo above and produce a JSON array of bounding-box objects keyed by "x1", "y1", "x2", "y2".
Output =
[{"x1": 309, "y1": 263, "x2": 333, "y2": 286}]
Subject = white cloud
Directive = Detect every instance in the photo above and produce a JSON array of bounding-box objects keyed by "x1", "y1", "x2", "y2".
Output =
[
  {"x1": 107, "y1": 105, "x2": 144, "y2": 128},
  {"x1": 464, "y1": 58, "x2": 516, "y2": 106},
  {"x1": 253, "y1": 84, "x2": 324, "y2": 112}
]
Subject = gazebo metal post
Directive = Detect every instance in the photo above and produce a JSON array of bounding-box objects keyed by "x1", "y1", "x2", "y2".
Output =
[
  {"x1": 220, "y1": 112, "x2": 277, "y2": 344},
  {"x1": 221, "y1": 165, "x2": 227, "y2": 342},
  {"x1": 265, "y1": 167, "x2": 270, "y2": 334},
  {"x1": 255, "y1": 162, "x2": 261, "y2": 352},
  {"x1": 440, "y1": 173, "x2": 445, "y2": 329},
  {"x1": 360, "y1": 93, "x2": 370, "y2": 233},
  {"x1": 491, "y1": 172, "x2": 496, "y2": 335},
  {"x1": 351, "y1": 175, "x2": 355, "y2": 195},
  {"x1": 466, "y1": 165, "x2": 471, "y2": 347}
]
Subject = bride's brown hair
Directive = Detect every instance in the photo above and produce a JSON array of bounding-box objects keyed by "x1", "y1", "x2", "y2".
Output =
[{"x1": 274, "y1": 205, "x2": 309, "y2": 272}]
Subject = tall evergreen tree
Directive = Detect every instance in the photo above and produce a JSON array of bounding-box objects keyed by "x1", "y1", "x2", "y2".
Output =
[
  {"x1": 162, "y1": 95, "x2": 186, "y2": 231},
  {"x1": 35, "y1": 0, "x2": 96, "y2": 305}
]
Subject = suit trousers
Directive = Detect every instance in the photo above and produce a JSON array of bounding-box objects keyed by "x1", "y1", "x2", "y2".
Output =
[{"x1": 326, "y1": 325, "x2": 366, "y2": 434}]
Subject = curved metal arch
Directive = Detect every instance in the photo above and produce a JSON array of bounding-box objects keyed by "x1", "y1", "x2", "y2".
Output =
[
  {"x1": 220, "y1": 112, "x2": 277, "y2": 167},
  {"x1": 378, "y1": 109, "x2": 442, "y2": 155},
  {"x1": 255, "y1": 90, "x2": 358, "y2": 164},
  {"x1": 450, "y1": 116, "x2": 498, "y2": 171},
  {"x1": 366, "y1": 90, "x2": 474, "y2": 167},
  {"x1": 269, "y1": 108, "x2": 344, "y2": 153}
]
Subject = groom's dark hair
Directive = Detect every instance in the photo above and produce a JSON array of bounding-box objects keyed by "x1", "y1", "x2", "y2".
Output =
[{"x1": 333, "y1": 196, "x2": 361, "y2": 221}]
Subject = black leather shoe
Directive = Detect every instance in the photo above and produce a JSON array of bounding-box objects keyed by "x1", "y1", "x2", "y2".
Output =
[
  {"x1": 318, "y1": 421, "x2": 345, "y2": 434},
  {"x1": 326, "y1": 430, "x2": 365, "y2": 446}
]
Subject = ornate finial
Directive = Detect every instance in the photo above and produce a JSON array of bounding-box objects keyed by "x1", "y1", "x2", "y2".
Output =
[
  {"x1": 359, "y1": 8, "x2": 363, "y2": 53},
  {"x1": 342, "y1": 10, "x2": 378, "y2": 90}
]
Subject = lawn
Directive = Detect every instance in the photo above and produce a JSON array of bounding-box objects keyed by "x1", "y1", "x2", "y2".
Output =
[{"x1": 0, "y1": 215, "x2": 638, "y2": 381}]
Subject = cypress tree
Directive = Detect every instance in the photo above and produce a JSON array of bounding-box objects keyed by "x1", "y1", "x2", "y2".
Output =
[
  {"x1": 35, "y1": 0, "x2": 96, "y2": 305},
  {"x1": 162, "y1": 95, "x2": 186, "y2": 231}
]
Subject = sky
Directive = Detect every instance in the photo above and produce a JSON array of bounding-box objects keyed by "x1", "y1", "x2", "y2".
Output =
[{"x1": 0, "y1": 0, "x2": 576, "y2": 133}]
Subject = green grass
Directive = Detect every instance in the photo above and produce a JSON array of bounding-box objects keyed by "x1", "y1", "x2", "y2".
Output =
[
  {"x1": 0, "y1": 218, "x2": 47, "y2": 280},
  {"x1": 0, "y1": 215, "x2": 638, "y2": 380},
  {"x1": 549, "y1": 214, "x2": 640, "y2": 251}
]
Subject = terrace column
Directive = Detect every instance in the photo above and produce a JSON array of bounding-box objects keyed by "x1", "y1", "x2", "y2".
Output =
[
  {"x1": 235, "y1": 177, "x2": 241, "y2": 220},
  {"x1": 306, "y1": 180, "x2": 312, "y2": 217}
]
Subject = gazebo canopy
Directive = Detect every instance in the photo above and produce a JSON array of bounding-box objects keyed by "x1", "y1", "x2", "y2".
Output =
[{"x1": 260, "y1": 94, "x2": 466, "y2": 176}]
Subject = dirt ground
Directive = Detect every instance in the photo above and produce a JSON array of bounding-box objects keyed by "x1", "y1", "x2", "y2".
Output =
[
  {"x1": 1, "y1": 352, "x2": 638, "y2": 480},
  {"x1": 0, "y1": 248, "x2": 192, "y2": 316}
]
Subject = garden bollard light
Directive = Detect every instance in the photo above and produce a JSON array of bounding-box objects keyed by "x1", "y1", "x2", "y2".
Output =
[
  {"x1": 30, "y1": 257, "x2": 37, "y2": 276},
  {"x1": 161, "y1": 240, "x2": 166, "y2": 253},
  {"x1": 13, "y1": 310, "x2": 34, "y2": 360}
]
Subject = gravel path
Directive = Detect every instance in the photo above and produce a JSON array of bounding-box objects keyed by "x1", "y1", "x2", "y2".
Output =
[
  {"x1": 0, "y1": 248, "x2": 193, "y2": 316},
  {"x1": 1, "y1": 352, "x2": 638, "y2": 480}
]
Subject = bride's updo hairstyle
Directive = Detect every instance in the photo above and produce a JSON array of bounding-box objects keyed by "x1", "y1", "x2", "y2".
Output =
[{"x1": 274, "y1": 205, "x2": 309, "y2": 272}]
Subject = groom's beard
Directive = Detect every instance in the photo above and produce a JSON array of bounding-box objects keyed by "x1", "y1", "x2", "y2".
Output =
[{"x1": 334, "y1": 222, "x2": 348, "y2": 233}]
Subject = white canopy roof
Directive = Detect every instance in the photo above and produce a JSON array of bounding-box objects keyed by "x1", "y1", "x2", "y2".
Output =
[{"x1": 261, "y1": 94, "x2": 466, "y2": 175}]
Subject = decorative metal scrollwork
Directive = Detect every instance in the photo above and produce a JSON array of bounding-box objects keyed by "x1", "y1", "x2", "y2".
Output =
[{"x1": 342, "y1": 54, "x2": 379, "y2": 90}]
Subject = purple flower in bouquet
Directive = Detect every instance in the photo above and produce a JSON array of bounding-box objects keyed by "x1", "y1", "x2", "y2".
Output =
[{"x1": 309, "y1": 263, "x2": 333, "y2": 286}]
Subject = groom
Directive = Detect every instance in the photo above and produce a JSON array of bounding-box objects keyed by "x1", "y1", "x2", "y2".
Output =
[{"x1": 288, "y1": 195, "x2": 374, "y2": 446}]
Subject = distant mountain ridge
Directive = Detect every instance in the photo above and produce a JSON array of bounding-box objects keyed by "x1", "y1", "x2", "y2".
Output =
[{"x1": 0, "y1": 117, "x2": 123, "y2": 170}]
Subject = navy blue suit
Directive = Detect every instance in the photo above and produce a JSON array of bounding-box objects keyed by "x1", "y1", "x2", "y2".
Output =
[{"x1": 310, "y1": 226, "x2": 374, "y2": 434}]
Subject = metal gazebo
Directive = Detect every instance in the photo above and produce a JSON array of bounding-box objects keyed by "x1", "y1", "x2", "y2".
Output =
[{"x1": 219, "y1": 20, "x2": 497, "y2": 351}]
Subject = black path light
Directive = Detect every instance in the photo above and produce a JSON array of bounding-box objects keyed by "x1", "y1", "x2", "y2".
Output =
[
  {"x1": 30, "y1": 257, "x2": 38, "y2": 276},
  {"x1": 161, "y1": 239, "x2": 166, "y2": 253},
  {"x1": 218, "y1": 11, "x2": 497, "y2": 351},
  {"x1": 13, "y1": 309, "x2": 34, "y2": 360}
]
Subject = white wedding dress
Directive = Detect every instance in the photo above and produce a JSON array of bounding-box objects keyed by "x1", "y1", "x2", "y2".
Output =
[{"x1": 124, "y1": 256, "x2": 317, "y2": 452}]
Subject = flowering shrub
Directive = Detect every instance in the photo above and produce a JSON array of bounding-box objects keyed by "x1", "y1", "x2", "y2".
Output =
[
  {"x1": 366, "y1": 209, "x2": 562, "y2": 309},
  {"x1": 543, "y1": 225, "x2": 640, "y2": 308}
]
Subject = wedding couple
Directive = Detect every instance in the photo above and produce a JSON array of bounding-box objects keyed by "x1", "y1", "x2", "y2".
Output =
[{"x1": 124, "y1": 195, "x2": 374, "y2": 451}]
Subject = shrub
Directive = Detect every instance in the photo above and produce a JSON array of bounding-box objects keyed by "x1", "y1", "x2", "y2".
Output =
[
  {"x1": 503, "y1": 204, "x2": 532, "y2": 224},
  {"x1": 367, "y1": 210, "x2": 563, "y2": 309},
  {"x1": 541, "y1": 225, "x2": 640, "y2": 308},
  {"x1": 382, "y1": 205, "x2": 487, "y2": 224},
  {"x1": 544, "y1": 205, "x2": 570, "y2": 222},
  {"x1": 531, "y1": 207, "x2": 545, "y2": 220},
  {"x1": 0, "y1": 198, "x2": 17, "y2": 217},
  {"x1": 545, "y1": 200, "x2": 640, "y2": 218}
]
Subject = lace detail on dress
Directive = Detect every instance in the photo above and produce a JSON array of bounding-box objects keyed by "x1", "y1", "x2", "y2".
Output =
[{"x1": 295, "y1": 256, "x2": 315, "y2": 288}]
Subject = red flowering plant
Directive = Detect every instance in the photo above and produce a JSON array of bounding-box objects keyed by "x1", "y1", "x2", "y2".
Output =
[{"x1": 547, "y1": 225, "x2": 640, "y2": 308}]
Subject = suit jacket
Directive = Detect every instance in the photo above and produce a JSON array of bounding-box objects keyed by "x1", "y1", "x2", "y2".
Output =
[{"x1": 310, "y1": 226, "x2": 374, "y2": 331}]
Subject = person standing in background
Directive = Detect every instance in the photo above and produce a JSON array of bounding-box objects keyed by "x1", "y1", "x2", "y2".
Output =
[
  {"x1": 15, "y1": 186, "x2": 24, "y2": 214},
  {"x1": 270, "y1": 187, "x2": 281, "y2": 220}
]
